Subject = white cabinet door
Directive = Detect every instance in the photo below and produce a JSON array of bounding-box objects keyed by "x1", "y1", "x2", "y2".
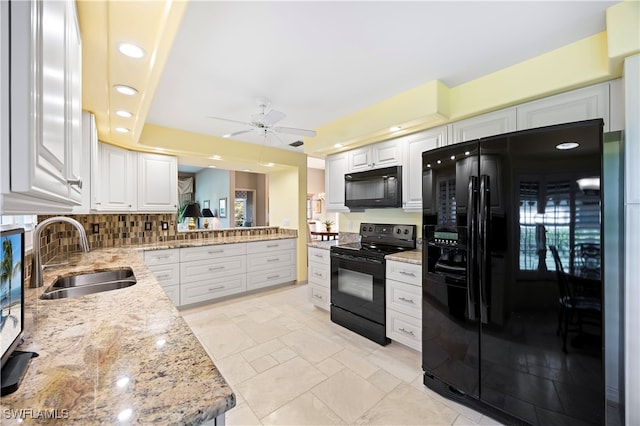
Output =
[
  {"x1": 2, "y1": 0, "x2": 83, "y2": 212},
  {"x1": 450, "y1": 107, "x2": 517, "y2": 144},
  {"x1": 401, "y1": 126, "x2": 447, "y2": 211},
  {"x1": 347, "y1": 139, "x2": 401, "y2": 172},
  {"x1": 74, "y1": 111, "x2": 96, "y2": 213},
  {"x1": 137, "y1": 152, "x2": 178, "y2": 212},
  {"x1": 66, "y1": 0, "x2": 83, "y2": 204},
  {"x1": 516, "y1": 83, "x2": 610, "y2": 131},
  {"x1": 96, "y1": 143, "x2": 136, "y2": 211},
  {"x1": 325, "y1": 152, "x2": 349, "y2": 212}
]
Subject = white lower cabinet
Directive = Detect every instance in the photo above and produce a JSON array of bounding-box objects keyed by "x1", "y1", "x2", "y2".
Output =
[
  {"x1": 246, "y1": 239, "x2": 297, "y2": 291},
  {"x1": 144, "y1": 239, "x2": 297, "y2": 308},
  {"x1": 386, "y1": 260, "x2": 422, "y2": 351},
  {"x1": 307, "y1": 247, "x2": 331, "y2": 310},
  {"x1": 144, "y1": 249, "x2": 180, "y2": 305}
]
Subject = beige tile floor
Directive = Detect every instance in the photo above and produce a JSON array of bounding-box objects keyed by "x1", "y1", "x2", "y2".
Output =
[{"x1": 181, "y1": 284, "x2": 505, "y2": 426}]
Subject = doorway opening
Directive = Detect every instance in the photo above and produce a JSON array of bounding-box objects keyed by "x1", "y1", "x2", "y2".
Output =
[{"x1": 235, "y1": 190, "x2": 256, "y2": 227}]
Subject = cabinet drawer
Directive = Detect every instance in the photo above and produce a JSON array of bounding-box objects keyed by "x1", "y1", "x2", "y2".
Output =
[
  {"x1": 180, "y1": 243, "x2": 246, "y2": 262},
  {"x1": 308, "y1": 284, "x2": 329, "y2": 311},
  {"x1": 144, "y1": 248, "x2": 180, "y2": 265},
  {"x1": 180, "y1": 275, "x2": 247, "y2": 306},
  {"x1": 247, "y1": 265, "x2": 296, "y2": 291},
  {"x1": 308, "y1": 262, "x2": 330, "y2": 288},
  {"x1": 161, "y1": 284, "x2": 180, "y2": 306},
  {"x1": 308, "y1": 247, "x2": 330, "y2": 265},
  {"x1": 247, "y1": 238, "x2": 295, "y2": 254},
  {"x1": 180, "y1": 256, "x2": 246, "y2": 283},
  {"x1": 386, "y1": 310, "x2": 421, "y2": 352},
  {"x1": 147, "y1": 263, "x2": 180, "y2": 287},
  {"x1": 386, "y1": 279, "x2": 421, "y2": 318},
  {"x1": 386, "y1": 261, "x2": 421, "y2": 286},
  {"x1": 246, "y1": 249, "x2": 295, "y2": 271}
]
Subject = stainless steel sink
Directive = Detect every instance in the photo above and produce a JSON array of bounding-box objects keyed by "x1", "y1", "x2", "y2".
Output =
[{"x1": 40, "y1": 268, "x2": 137, "y2": 300}]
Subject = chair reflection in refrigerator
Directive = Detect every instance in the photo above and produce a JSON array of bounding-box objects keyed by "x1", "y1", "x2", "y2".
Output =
[{"x1": 549, "y1": 245, "x2": 601, "y2": 353}]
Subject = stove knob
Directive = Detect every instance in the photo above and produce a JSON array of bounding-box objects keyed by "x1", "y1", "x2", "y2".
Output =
[
  {"x1": 396, "y1": 228, "x2": 401, "y2": 234},
  {"x1": 404, "y1": 229, "x2": 409, "y2": 234},
  {"x1": 368, "y1": 227, "x2": 373, "y2": 232}
]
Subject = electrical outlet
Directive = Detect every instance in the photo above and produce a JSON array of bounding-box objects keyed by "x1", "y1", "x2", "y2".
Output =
[
  {"x1": 145, "y1": 222, "x2": 152, "y2": 231},
  {"x1": 161, "y1": 222, "x2": 169, "y2": 231},
  {"x1": 92, "y1": 223, "x2": 100, "y2": 234}
]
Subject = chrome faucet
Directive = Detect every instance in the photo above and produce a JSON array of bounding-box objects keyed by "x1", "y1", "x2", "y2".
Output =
[{"x1": 30, "y1": 217, "x2": 90, "y2": 288}]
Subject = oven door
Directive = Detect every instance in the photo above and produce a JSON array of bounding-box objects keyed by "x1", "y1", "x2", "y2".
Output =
[{"x1": 330, "y1": 251, "x2": 386, "y2": 324}]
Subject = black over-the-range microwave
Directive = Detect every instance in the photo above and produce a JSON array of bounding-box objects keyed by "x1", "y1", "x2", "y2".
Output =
[{"x1": 344, "y1": 165, "x2": 402, "y2": 210}]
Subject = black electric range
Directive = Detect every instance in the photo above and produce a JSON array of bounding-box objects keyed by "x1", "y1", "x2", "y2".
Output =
[{"x1": 330, "y1": 223, "x2": 416, "y2": 345}]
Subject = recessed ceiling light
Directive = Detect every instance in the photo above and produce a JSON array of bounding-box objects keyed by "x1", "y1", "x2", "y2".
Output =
[
  {"x1": 207, "y1": 165, "x2": 217, "y2": 168},
  {"x1": 116, "y1": 110, "x2": 133, "y2": 118},
  {"x1": 556, "y1": 142, "x2": 580, "y2": 150},
  {"x1": 389, "y1": 126, "x2": 401, "y2": 132},
  {"x1": 450, "y1": 155, "x2": 455, "y2": 160},
  {"x1": 464, "y1": 151, "x2": 470, "y2": 156},
  {"x1": 210, "y1": 155, "x2": 221, "y2": 160},
  {"x1": 334, "y1": 143, "x2": 343, "y2": 148},
  {"x1": 114, "y1": 85, "x2": 138, "y2": 96},
  {"x1": 115, "y1": 127, "x2": 129, "y2": 133},
  {"x1": 117, "y1": 42, "x2": 145, "y2": 59},
  {"x1": 243, "y1": 169, "x2": 251, "y2": 172}
]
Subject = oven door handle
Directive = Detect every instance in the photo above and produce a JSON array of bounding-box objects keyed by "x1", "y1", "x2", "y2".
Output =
[{"x1": 331, "y1": 252, "x2": 384, "y2": 265}]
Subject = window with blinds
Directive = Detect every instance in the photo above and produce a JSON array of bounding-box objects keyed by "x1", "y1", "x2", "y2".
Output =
[{"x1": 518, "y1": 178, "x2": 600, "y2": 275}]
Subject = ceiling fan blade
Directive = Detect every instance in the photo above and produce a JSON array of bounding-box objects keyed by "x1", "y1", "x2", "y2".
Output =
[
  {"x1": 262, "y1": 109, "x2": 286, "y2": 126},
  {"x1": 207, "y1": 115, "x2": 253, "y2": 126},
  {"x1": 274, "y1": 126, "x2": 317, "y2": 137},
  {"x1": 223, "y1": 129, "x2": 253, "y2": 138}
]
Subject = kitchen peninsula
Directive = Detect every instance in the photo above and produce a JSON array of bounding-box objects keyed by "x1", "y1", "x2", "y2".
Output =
[{"x1": 1, "y1": 230, "x2": 298, "y2": 424}]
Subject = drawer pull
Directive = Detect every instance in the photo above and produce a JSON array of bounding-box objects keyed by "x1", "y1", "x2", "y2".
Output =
[
  {"x1": 400, "y1": 271, "x2": 416, "y2": 277},
  {"x1": 267, "y1": 258, "x2": 280, "y2": 262},
  {"x1": 268, "y1": 275, "x2": 280, "y2": 280},
  {"x1": 209, "y1": 266, "x2": 225, "y2": 271},
  {"x1": 208, "y1": 249, "x2": 224, "y2": 254},
  {"x1": 398, "y1": 327, "x2": 415, "y2": 336},
  {"x1": 313, "y1": 253, "x2": 324, "y2": 258},
  {"x1": 267, "y1": 244, "x2": 279, "y2": 248},
  {"x1": 313, "y1": 294, "x2": 324, "y2": 300},
  {"x1": 313, "y1": 272, "x2": 323, "y2": 277},
  {"x1": 208, "y1": 285, "x2": 224, "y2": 291},
  {"x1": 398, "y1": 297, "x2": 415, "y2": 304},
  {"x1": 156, "y1": 255, "x2": 171, "y2": 259},
  {"x1": 157, "y1": 274, "x2": 170, "y2": 279}
]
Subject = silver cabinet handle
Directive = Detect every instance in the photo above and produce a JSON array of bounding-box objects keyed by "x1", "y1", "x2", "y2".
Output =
[
  {"x1": 399, "y1": 328, "x2": 415, "y2": 336},
  {"x1": 156, "y1": 255, "x2": 171, "y2": 259},
  {"x1": 208, "y1": 285, "x2": 224, "y2": 291},
  {"x1": 313, "y1": 294, "x2": 324, "y2": 300},
  {"x1": 208, "y1": 249, "x2": 224, "y2": 254},
  {"x1": 400, "y1": 271, "x2": 416, "y2": 277},
  {"x1": 313, "y1": 272, "x2": 323, "y2": 277},
  {"x1": 157, "y1": 274, "x2": 170, "y2": 279},
  {"x1": 67, "y1": 177, "x2": 83, "y2": 188},
  {"x1": 267, "y1": 244, "x2": 279, "y2": 248},
  {"x1": 209, "y1": 266, "x2": 225, "y2": 271},
  {"x1": 398, "y1": 297, "x2": 415, "y2": 304},
  {"x1": 267, "y1": 258, "x2": 280, "y2": 263},
  {"x1": 313, "y1": 253, "x2": 324, "y2": 258},
  {"x1": 268, "y1": 275, "x2": 280, "y2": 280}
]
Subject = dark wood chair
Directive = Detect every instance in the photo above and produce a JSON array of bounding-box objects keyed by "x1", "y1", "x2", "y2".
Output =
[{"x1": 549, "y1": 245, "x2": 602, "y2": 353}]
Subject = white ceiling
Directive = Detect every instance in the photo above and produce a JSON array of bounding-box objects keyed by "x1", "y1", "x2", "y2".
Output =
[{"x1": 146, "y1": 1, "x2": 617, "y2": 156}]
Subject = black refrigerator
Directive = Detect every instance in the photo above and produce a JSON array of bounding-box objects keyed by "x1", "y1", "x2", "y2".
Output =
[{"x1": 421, "y1": 119, "x2": 604, "y2": 425}]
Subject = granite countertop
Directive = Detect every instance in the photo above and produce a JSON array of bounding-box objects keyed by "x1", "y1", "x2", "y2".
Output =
[
  {"x1": 385, "y1": 249, "x2": 421, "y2": 264},
  {"x1": 138, "y1": 233, "x2": 296, "y2": 251},
  {"x1": 306, "y1": 240, "x2": 338, "y2": 250},
  {"x1": 1, "y1": 246, "x2": 238, "y2": 424}
]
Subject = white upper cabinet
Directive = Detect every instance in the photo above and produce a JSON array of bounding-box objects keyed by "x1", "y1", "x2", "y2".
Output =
[
  {"x1": 95, "y1": 143, "x2": 137, "y2": 211},
  {"x1": 137, "y1": 152, "x2": 178, "y2": 212},
  {"x1": 516, "y1": 83, "x2": 610, "y2": 131},
  {"x1": 347, "y1": 139, "x2": 402, "y2": 172},
  {"x1": 401, "y1": 126, "x2": 447, "y2": 211},
  {"x1": 325, "y1": 152, "x2": 349, "y2": 212},
  {"x1": 1, "y1": 0, "x2": 83, "y2": 214},
  {"x1": 450, "y1": 108, "x2": 517, "y2": 144}
]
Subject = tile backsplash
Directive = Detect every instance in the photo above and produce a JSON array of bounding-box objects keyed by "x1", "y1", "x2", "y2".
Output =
[{"x1": 36, "y1": 213, "x2": 296, "y2": 265}]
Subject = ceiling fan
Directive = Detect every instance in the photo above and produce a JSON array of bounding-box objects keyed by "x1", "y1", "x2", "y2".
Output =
[{"x1": 208, "y1": 98, "x2": 317, "y2": 140}]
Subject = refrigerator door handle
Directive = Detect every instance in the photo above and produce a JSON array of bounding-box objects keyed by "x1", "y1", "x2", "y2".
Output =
[
  {"x1": 467, "y1": 175, "x2": 479, "y2": 321},
  {"x1": 479, "y1": 174, "x2": 491, "y2": 324}
]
